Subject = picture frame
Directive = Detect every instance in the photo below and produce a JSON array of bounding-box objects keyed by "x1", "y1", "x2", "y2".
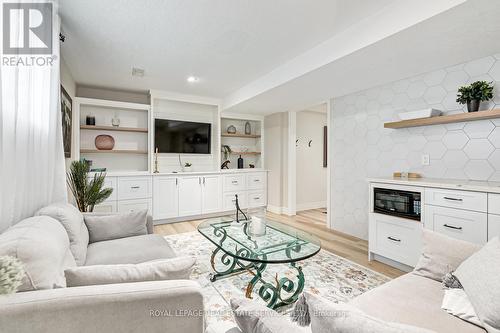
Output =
[{"x1": 60, "y1": 85, "x2": 72, "y2": 158}]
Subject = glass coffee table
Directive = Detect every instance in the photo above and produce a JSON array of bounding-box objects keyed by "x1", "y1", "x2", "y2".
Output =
[{"x1": 198, "y1": 215, "x2": 321, "y2": 310}]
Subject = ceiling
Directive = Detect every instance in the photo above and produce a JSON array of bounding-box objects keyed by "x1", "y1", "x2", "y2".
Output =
[{"x1": 59, "y1": 0, "x2": 396, "y2": 97}]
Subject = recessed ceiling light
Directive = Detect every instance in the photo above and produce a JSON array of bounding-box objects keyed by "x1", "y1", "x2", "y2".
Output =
[
  {"x1": 132, "y1": 67, "x2": 145, "y2": 77},
  {"x1": 187, "y1": 76, "x2": 199, "y2": 83}
]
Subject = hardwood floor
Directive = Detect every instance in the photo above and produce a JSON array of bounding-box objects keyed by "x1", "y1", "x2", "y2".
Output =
[{"x1": 154, "y1": 208, "x2": 404, "y2": 279}]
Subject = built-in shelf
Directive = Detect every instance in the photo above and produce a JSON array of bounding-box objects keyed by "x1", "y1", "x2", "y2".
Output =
[
  {"x1": 221, "y1": 133, "x2": 261, "y2": 138},
  {"x1": 230, "y1": 151, "x2": 261, "y2": 155},
  {"x1": 80, "y1": 149, "x2": 148, "y2": 154},
  {"x1": 385, "y1": 109, "x2": 500, "y2": 129},
  {"x1": 80, "y1": 125, "x2": 148, "y2": 133}
]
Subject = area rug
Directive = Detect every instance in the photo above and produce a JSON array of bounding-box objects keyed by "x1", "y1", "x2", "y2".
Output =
[{"x1": 165, "y1": 231, "x2": 390, "y2": 328}]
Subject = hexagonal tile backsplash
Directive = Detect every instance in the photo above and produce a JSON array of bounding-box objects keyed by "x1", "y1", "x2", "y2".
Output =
[{"x1": 330, "y1": 54, "x2": 500, "y2": 240}]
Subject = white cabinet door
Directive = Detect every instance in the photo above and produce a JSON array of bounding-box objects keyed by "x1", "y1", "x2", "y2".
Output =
[
  {"x1": 247, "y1": 172, "x2": 266, "y2": 190},
  {"x1": 117, "y1": 177, "x2": 152, "y2": 200},
  {"x1": 178, "y1": 176, "x2": 202, "y2": 217},
  {"x1": 223, "y1": 192, "x2": 248, "y2": 211},
  {"x1": 425, "y1": 205, "x2": 487, "y2": 245},
  {"x1": 223, "y1": 174, "x2": 246, "y2": 192},
  {"x1": 93, "y1": 200, "x2": 117, "y2": 213},
  {"x1": 202, "y1": 175, "x2": 222, "y2": 214},
  {"x1": 488, "y1": 214, "x2": 500, "y2": 240},
  {"x1": 118, "y1": 199, "x2": 152, "y2": 214},
  {"x1": 153, "y1": 177, "x2": 178, "y2": 220}
]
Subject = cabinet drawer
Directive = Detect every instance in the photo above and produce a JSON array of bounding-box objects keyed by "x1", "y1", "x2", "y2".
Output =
[
  {"x1": 425, "y1": 188, "x2": 487, "y2": 212},
  {"x1": 488, "y1": 194, "x2": 500, "y2": 215},
  {"x1": 118, "y1": 177, "x2": 152, "y2": 200},
  {"x1": 247, "y1": 172, "x2": 266, "y2": 190},
  {"x1": 223, "y1": 192, "x2": 247, "y2": 211},
  {"x1": 488, "y1": 214, "x2": 500, "y2": 241},
  {"x1": 117, "y1": 199, "x2": 152, "y2": 214},
  {"x1": 93, "y1": 201, "x2": 117, "y2": 213},
  {"x1": 369, "y1": 213, "x2": 422, "y2": 267},
  {"x1": 223, "y1": 174, "x2": 246, "y2": 192},
  {"x1": 425, "y1": 205, "x2": 487, "y2": 245},
  {"x1": 248, "y1": 190, "x2": 266, "y2": 208}
]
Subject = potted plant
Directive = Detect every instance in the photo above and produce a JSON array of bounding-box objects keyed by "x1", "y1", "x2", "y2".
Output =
[
  {"x1": 183, "y1": 162, "x2": 192, "y2": 172},
  {"x1": 66, "y1": 160, "x2": 113, "y2": 212},
  {"x1": 456, "y1": 81, "x2": 494, "y2": 112}
]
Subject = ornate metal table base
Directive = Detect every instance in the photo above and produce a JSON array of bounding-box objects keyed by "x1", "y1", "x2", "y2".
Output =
[{"x1": 210, "y1": 248, "x2": 305, "y2": 310}]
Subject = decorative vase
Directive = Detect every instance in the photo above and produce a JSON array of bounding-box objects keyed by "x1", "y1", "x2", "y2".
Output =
[
  {"x1": 86, "y1": 115, "x2": 96, "y2": 126},
  {"x1": 227, "y1": 125, "x2": 236, "y2": 134},
  {"x1": 245, "y1": 121, "x2": 251, "y2": 135},
  {"x1": 111, "y1": 115, "x2": 120, "y2": 127},
  {"x1": 467, "y1": 100, "x2": 480, "y2": 112},
  {"x1": 95, "y1": 135, "x2": 115, "y2": 150},
  {"x1": 237, "y1": 155, "x2": 243, "y2": 169}
]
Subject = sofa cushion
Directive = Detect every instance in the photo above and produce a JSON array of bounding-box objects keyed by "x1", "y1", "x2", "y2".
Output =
[
  {"x1": 442, "y1": 288, "x2": 482, "y2": 327},
  {"x1": 350, "y1": 273, "x2": 485, "y2": 333},
  {"x1": 413, "y1": 229, "x2": 480, "y2": 282},
  {"x1": 36, "y1": 202, "x2": 89, "y2": 266},
  {"x1": 303, "y1": 292, "x2": 435, "y2": 333},
  {"x1": 0, "y1": 216, "x2": 76, "y2": 291},
  {"x1": 455, "y1": 237, "x2": 500, "y2": 333},
  {"x1": 65, "y1": 256, "x2": 195, "y2": 287},
  {"x1": 84, "y1": 234, "x2": 176, "y2": 266},
  {"x1": 84, "y1": 210, "x2": 148, "y2": 244}
]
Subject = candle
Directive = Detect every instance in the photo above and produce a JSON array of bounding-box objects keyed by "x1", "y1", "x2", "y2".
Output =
[{"x1": 250, "y1": 216, "x2": 266, "y2": 236}]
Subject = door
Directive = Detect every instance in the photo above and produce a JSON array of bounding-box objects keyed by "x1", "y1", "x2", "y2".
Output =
[
  {"x1": 153, "y1": 177, "x2": 178, "y2": 219},
  {"x1": 202, "y1": 175, "x2": 222, "y2": 214},
  {"x1": 178, "y1": 176, "x2": 202, "y2": 217},
  {"x1": 118, "y1": 199, "x2": 152, "y2": 214}
]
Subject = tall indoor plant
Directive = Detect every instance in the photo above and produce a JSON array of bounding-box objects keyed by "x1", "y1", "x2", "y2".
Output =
[
  {"x1": 67, "y1": 160, "x2": 113, "y2": 212},
  {"x1": 456, "y1": 80, "x2": 494, "y2": 112}
]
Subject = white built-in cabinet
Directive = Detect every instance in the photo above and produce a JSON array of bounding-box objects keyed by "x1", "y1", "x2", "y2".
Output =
[
  {"x1": 94, "y1": 175, "x2": 152, "y2": 214},
  {"x1": 202, "y1": 175, "x2": 223, "y2": 214},
  {"x1": 152, "y1": 177, "x2": 178, "y2": 219}
]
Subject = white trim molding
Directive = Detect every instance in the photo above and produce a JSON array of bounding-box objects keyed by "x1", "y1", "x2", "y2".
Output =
[{"x1": 296, "y1": 201, "x2": 327, "y2": 212}]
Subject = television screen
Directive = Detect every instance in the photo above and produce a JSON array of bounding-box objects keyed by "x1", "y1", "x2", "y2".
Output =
[{"x1": 155, "y1": 119, "x2": 211, "y2": 154}]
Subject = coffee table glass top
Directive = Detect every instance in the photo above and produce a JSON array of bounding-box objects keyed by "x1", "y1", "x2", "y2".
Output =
[{"x1": 198, "y1": 216, "x2": 321, "y2": 264}]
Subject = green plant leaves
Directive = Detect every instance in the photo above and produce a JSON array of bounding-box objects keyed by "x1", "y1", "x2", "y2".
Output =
[{"x1": 456, "y1": 81, "x2": 494, "y2": 104}]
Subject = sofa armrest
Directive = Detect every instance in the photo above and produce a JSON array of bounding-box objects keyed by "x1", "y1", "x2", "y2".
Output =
[
  {"x1": 0, "y1": 280, "x2": 204, "y2": 333},
  {"x1": 83, "y1": 212, "x2": 154, "y2": 234}
]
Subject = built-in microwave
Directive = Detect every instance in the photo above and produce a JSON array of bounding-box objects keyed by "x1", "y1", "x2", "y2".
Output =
[{"x1": 373, "y1": 187, "x2": 421, "y2": 221}]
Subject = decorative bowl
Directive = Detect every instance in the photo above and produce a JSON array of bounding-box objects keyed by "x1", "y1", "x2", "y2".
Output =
[
  {"x1": 95, "y1": 135, "x2": 115, "y2": 150},
  {"x1": 398, "y1": 108, "x2": 441, "y2": 120}
]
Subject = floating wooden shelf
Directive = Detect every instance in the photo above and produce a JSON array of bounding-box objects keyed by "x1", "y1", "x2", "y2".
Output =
[
  {"x1": 80, "y1": 125, "x2": 148, "y2": 133},
  {"x1": 230, "y1": 151, "x2": 261, "y2": 155},
  {"x1": 80, "y1": 149, "x2": 148, "y2": 154},
  {"x1": 221, "y1": 133, "x2": 261, "y2": 138},
  {"x1": 385, "y1": 109, "x2": 500, "y2": 129}
]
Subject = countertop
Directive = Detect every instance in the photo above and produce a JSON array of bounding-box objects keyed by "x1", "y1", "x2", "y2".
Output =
[
  {"x1": 92, "y1": 169, "x2": 268, "y2": 177},
  {"x1": 368, "y1": 177, "x2": 500, "y2": 194}
]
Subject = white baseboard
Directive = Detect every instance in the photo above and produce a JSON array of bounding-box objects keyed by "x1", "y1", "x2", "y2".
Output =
[
  {"x1": 296, "y1": 201, "x2": 326, "y2": 212},
  {"x1": 266, "y1": 205, "x2": 282, "y2": 214}
]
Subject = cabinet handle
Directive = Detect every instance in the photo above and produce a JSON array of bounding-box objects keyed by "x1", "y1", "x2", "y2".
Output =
[
  {"x1": 254, "y1": 197, "x2": 260, "y2": 200},
  {"x1": 232, "y1": 181, "x2": 238, "y2": 184},
  {"x1": 130, "y1": 186, "x2": 140, "y2": 189},
  {"x1": 199, "y1": 177, "x2": 201, "y2": 185},
  {"x1": 443, "y1": 224, "x2": 463, "y2": 230},
  {"x1": 254, "y1": 179, "x2": 260, "y2": 182},
  {"x1": 203, "y1": 177, "x2": 205, "y2": 185},
  {"x1": 387, "y1": 236, "x2": 401, "y2": 242},
  {"x1": 176, "y1": 178, "x2": 178, "y2": 186},
  {"x1": 443, "y1": 197, "x2": 463, "y2": 202}
]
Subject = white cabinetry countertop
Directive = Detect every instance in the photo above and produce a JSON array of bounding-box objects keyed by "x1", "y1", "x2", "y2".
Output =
[
  {"x1": 368, "y1": 177, "x2": 500, "y2": 194},
  {"x1": 90, "y1": 169, "x2": 268, "y2": 177}
]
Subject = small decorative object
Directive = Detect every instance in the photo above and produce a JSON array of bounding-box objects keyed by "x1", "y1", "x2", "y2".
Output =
[
  {"x1": 111, "y1": 113, "x2": 120, "y2": 127},
  {"x1": 245, "y1": 121, "x2": 251, "y2": 135},
  {"x1": 183, "y1": 162, "x2": 192, "y2": 172},
  {"x1": 221, "y1": 160, "x2": 230, "y2": 169},
  {"x1": 86, "y1": 115, "x2": 95, "y2": 126},
  {"x1": 222, "y1": 145, "x2": 232, "y2": 160},
  {"x1": 227, "y1": 125, "x2": 237, "y2": 134},
  {"x1": 249, "y1": 163, "x2": 255, "y2": 168},
  {"x1": 95, "y1": 134, "x2": 115, "y2": 150},
  {"x1": 237, "y1": 155, "x2": 243, "y2": 169},
  {"x1": 393, "y1": 172, "x2": 422, "y2": 179},
  {"x1": 153, "y1": 147, "x2": 160, "y2": 173},
  {"x1": 456, "y1": 81, "x2": 494, "y2": 112},
  {"x1": 398, "y1": 108, "x2": 441, "y2": 120},
  {"x1": 0, "y1": 256, "x2": 25, "y2": 295},
  {"x1": 248, "y1": 216, "x2": 266, "y2": 236},
  {"x1": 67, "y1": 160, "x2": 113, "y2": 212}
]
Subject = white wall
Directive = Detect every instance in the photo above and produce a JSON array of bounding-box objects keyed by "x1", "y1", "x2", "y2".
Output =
[
  {"x1": 153, "y1": 98, "x2": 219, "y2": 172},
  {"x1": 296, "y1": 110, "x2": 327, "y2": 210},
  {"x1": 330, "y1": 54, "x2": 500, "y2": 240}
]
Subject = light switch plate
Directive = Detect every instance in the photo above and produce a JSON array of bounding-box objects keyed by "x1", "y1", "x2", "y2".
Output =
[{"x1": 421, "y1": 154, "x2": 430, "y2": 166}]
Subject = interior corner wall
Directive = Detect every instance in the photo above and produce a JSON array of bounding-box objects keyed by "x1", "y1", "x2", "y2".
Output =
[
  {"x1": 330, "y1": 53, "x2": 500, "y2": 240},
  {"x1": 76, "y1": 85, "x2": 150, "y2": 105},
  {"x1": 296, "y1": 111, "x2": 327, "y2": 211}
]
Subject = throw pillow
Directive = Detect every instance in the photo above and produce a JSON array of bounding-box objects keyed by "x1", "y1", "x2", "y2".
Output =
[
  {"x1": 65, "y1": 256, "x2": 195, "y2": 287},
  {"x1": 454, "y1": 237, "x2": 500, "y2": 333},
  {"x1": 441, "y1": 288, "x2": 482, "y2": 327},
  {"x1": 294, "y1": 292, "x2": 436, "y2": 333},
  {"x1": 36, "y1": 202, "x2": 89, "y2": 266},
  {"x1": 230, "y1": 298, "x2": 309, "y2": 333},
  {"x1": 413, "y1": 229, "x2": 480, "y2": 281},
  {"x1": 84, "y1": 210, "x2": 148, "y2": 243}
]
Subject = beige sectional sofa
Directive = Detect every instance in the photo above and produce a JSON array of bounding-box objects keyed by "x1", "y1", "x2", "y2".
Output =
[{"x1": 0, "y1": 204, "x2": 204, "y2": 333}]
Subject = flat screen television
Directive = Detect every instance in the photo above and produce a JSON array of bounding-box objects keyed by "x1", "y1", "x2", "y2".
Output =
[{"x1": 155, "y1": 119, "x2": 211, "y2": 154}]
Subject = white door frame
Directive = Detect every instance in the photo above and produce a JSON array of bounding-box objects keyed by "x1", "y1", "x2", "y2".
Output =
[{"x1": 286, "y1": 102, "x2": 331, "y2": 229}]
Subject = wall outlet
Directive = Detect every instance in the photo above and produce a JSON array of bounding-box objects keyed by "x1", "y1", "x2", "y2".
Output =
[{"x1": 421, "y1": 154, "x2": 430, "y2": 166}]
